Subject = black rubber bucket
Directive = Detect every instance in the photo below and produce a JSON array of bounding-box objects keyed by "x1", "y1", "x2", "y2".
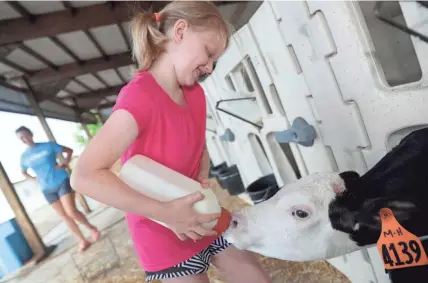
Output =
[
  {"x1": 246, "y1": 174, "x2": 280, "y2": 204},
  {"x1": 217, "y1": 165, "x2": 245, "y2": 195},
  {"x1": 209, "y1": 162, "x2": 228, "y2": 178}
]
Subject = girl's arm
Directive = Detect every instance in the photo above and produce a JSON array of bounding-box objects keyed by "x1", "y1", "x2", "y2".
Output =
[
  {"x1": 71, "y1": 110, "x2": 168, "y2": 218},
  {"x1": 197, "y1": 144, "x2": 211, "y2": 180},
  {"x1": 60, "y1": 145, "x2": 73, "y2": 166},
  {"x1": 71, "y1": 110, "x2": 219, "y2": 240},
  {"x1": 21, "y1": 168, "x2": 36, "y2": 181},
  {"x1": 55, "y1": 144, "x2": 73, "y2": 169}
]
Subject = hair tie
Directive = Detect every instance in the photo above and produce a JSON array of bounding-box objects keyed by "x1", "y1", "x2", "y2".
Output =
[{"x1": 153, "y1": 12, "x2": 160, "y2": 23}]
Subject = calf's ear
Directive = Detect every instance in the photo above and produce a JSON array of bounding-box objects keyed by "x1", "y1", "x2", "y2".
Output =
[
  {"x1": 357, "y1": 197, "x2": 417, "y2": 230},
  {"x1": 339, "y1": 171, "x2": 360, "y2": 182},
  {"x1": 338, "y1": 171, "x2": 360, "y2": 192}
]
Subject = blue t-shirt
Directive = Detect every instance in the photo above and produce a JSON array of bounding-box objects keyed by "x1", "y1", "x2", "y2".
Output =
[{"x1": 20, "y1": 142, "x2": 69, "y2": 192}]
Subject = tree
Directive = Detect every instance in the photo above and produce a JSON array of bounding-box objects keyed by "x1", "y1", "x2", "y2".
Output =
[{"x1": 73, "y1": 114, "x2": 103, "y2": 147}]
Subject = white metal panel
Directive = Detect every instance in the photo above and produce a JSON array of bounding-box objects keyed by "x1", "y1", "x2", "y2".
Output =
[
  {"x1": 328, "y1": 249, "x2": 379, "y2": 283},
  {"x1": 0, "y1": 62, "x2": 16, "y2": 76},
  {"x1": 23, "y1": 38, "x2": 75, "y2": 65},
  {"x1": 7, "y1": 49, "x2": 46, "y2": 71},
  {"x1": 401, "y1": 1, "x2": 428, "y2": 77},
  {"x1": 273, "y1": 1, "x2": 371, "y2": 177},
  {"x1": 97, "y1": 69, "x2": 124, "y2": 86},
  {"x1": 76, "y1": 74, "x2": 105, "y2": 90},
  {"x1": 120, "y1": 22, "x2": 132, "y2": 45},
  {"x1": 90, "y1": 24, "x2": 128, "y2": 55},
  {"x1": 56, "y1": 31, "x2": 101, "y2": 60},
  {"x1": 248, "y1": 1, "x2": 335, "y2": 177},
  {"x1": 268, "y1": 1, "x2": 378, "y2": 281},
  {"x1": 201, "y1": 1, "x2": 428, "y2": 281},
  {"x1": 302, "y1": 1, "x2": 428, "y2": 280},
  {"x1": 301, "y1": 0, "x2": 428, "y2": 169},
  {"x1": 66, "y1": 80, "x2": 86, "y2": 94},
  {"x1": 0, "y1": 2, "x2": 21, "y2": 20},
  {"x1": 203, "y1": 19, "x2": 304, "y2": 188},
  {"x1": 206, "y1": 132, "x2": 224, "y2": 167},
  {"x1": 202, "y1": 79, "x2": 265, "y2": 186},
  {"x1": 118, "y1": 65, "x2": 137, "y2": 82},
  {"x1": 0, "y1": 86, "x2": 30, "y2": 106},
  {"x1": 68, "y1": 1, "x2": 106, "y2": 8},
  {"x1": 19, "y1": 1, "x2": 65, "y2": 15}
]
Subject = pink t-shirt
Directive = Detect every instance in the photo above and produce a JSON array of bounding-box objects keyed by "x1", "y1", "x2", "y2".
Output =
[{"x1": 112, "y1": 71, "x2": 218, "y2": 272}]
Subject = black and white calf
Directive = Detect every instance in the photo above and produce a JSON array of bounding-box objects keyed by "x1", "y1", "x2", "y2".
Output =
[{"x1": 224, "y1": 127, "x2": 428, "y2": 283}]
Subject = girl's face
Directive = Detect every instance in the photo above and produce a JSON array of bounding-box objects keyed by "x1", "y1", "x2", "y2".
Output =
[{"x1": 169, "y1": 20, "x2": 226, "y2": 87}]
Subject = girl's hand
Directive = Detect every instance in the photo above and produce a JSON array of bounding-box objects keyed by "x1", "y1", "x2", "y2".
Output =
[
  {"x1": 160, "y1": 191, "x2": 220, "y2": 241},
  {"x1": 197, "y1": 177, "x2": 215, "y2": 189}
]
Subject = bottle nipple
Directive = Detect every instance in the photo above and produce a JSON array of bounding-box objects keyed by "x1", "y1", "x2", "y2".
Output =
[{"x1": 213, "y1": 208, "x2": 232, "y2": 234}]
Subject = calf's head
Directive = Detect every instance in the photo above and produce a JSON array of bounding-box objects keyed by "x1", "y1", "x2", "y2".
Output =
[
  {"x1": 224, "y1": 128, "x2": 428, "y2": 261},
  {"x1": 224, "y1": 171, "x2": 361, "y2": 261}
]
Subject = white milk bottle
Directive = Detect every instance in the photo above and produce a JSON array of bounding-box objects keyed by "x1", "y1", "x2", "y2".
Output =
[{"x1": 119, "y1": 155, "x2": 231, "y2": 234}]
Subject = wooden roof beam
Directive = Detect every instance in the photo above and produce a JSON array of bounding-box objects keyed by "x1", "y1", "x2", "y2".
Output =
[
  {"x1": 80, "y1": 100, "x2": 115, "y2": 112},
  {"x1": 6, "y1": 1, "x2": 37, "y2": 23},
  {"x1": 61, "y1": 1, "x2": 78, "y2": 16},
  {"x1": 72, "y1": 85, "x2": 124, "y2": 110},
  {"x1": 23, "y1": 52, "x2": 132, "y2": 85},
  {"x1": 98, "y1": 101, "x2": 116, "y2": 110},
  {"x1": 75, "y1": 85, "x2": 124, "y2": 100},
  {"x1": 0, "y1": 1, "x2": 151, "y2": 45}
]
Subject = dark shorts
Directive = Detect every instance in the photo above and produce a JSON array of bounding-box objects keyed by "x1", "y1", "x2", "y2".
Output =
[
  {"x1": 145, "y1": 236, "x2": 231, "y2": 282},
  {"x1": 42, "y1": 178, "x2": 73, "y2": 204}
]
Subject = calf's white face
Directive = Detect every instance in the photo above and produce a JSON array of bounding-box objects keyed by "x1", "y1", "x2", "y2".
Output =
[{"x1": 224, "y1": 172, "x2": 360, "y2": 261}]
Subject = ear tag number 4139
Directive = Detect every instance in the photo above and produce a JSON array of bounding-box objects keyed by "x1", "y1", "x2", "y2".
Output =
[{"x1": 377, "y1": 208, "x2": 428, "y2": 270}]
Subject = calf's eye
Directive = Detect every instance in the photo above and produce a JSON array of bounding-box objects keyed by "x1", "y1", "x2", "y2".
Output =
[{"x1": 292, "y1": 209, "x2": 310, "y2": 219}]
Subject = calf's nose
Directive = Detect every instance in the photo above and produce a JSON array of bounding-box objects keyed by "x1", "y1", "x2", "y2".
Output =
[{"x1": 229, "y1": 211, "x2": 245, "y2": 230}]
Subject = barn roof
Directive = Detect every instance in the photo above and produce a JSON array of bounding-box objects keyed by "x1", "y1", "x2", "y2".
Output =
[{"x1": 0, "y1": 1, "x2": 261, "y2": 124}]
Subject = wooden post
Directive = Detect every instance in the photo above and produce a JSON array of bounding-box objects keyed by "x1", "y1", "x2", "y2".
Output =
[
  {"x1": 0, "y1": 162, "x2": 46, "y2": 258},
  {"x1": 23, "y1": 77, "x2": 92, "y2": 214}
]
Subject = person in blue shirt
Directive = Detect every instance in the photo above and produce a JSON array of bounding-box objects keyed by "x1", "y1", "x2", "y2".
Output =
[{"x1": 16, "y1": 126, "x2": 100, "y2": 253}]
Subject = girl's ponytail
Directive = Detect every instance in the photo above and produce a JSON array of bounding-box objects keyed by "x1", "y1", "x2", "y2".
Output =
[
  {"x1": 131, "y1": 2, "x2": 231, "y2": 72},
  {"x1": 131, "y1": 12, "x2": 168, "y2": 71}
]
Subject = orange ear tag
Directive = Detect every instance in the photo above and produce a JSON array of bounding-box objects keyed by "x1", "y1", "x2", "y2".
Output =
[{"x1": 377, "y1": 208, "x2": 428, "y2": 270}]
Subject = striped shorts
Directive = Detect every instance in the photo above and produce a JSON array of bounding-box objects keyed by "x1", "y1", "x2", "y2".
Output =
[{"x1": 145, "y1": 236, "x2": 231, "y2": 282}]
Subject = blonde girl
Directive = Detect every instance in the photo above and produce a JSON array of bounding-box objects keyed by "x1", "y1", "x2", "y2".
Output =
[{"x1": 71, "y1": 1, "x2": 271, "y2": 282}]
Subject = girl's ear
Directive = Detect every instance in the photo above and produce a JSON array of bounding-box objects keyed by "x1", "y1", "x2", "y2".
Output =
[{"x1": 173, "y1": 19, "x2": 188, "y2": 43}]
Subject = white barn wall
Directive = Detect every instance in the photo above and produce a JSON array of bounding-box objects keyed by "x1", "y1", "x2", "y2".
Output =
[{"x1": 202, "y1": 1, "x2": 428, "y2": 282}]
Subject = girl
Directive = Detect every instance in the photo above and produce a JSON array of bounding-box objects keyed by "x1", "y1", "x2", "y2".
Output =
[
  {"x1": 17, "y1": 126, "x2": 100, "y2": 253},
  {"x1": 71, "y1": 1, "x2": 271, "y2": 282}
]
